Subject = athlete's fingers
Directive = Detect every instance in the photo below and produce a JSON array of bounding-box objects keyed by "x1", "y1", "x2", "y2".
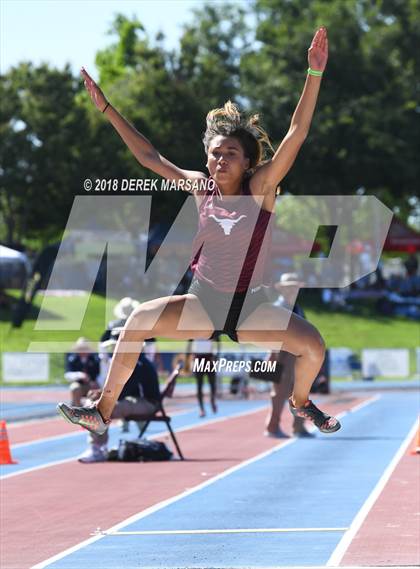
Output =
[
  {"x1": 320, "y1": 28, "x2": 327, "y2": 51},
  {"x1": 81, "y1": 67, "x2": 91, "y2": 82},
  {"x1": 311, "y1": 27, "x2": 322, "y2": 45},
  {"x1": 82, "y1": 70, "x2": 93, "y2": 92},
  {"x1": 84, "y1": 80, "x2": 93, "y2": 97},
  {"x1": 81, "y1": 66, "x2": 92, "y2": 79},
  {"x1": 318, "y1": 27, "x2": 326, "y2": 42},
  {"x1": 81, "y1": 68, "x2": 97, "y2": 91}
]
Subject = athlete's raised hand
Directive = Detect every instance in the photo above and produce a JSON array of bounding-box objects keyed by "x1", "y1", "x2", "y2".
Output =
[
  {"x1": 308, "y1": 27, "x2": 328, "y2": 72},
  {"x1": 81, "y1": 67, "x2": 108, "y2": 112}
]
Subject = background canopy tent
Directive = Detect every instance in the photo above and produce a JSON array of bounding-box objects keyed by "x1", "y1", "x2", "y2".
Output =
[
  {"x1": 383, "y1": 218, "x2": 420, "y2": 253},
  {"x1": 0, "y1": 245, "x2": 30, "y2": 288},
  {"x1": 0, "y1": 245, "x2": 28, "y2": 262}
]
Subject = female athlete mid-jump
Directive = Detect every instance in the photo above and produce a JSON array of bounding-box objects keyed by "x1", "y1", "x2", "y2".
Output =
[{"x1": 58, "y1": 27, "x2": 341, "y2": 435}]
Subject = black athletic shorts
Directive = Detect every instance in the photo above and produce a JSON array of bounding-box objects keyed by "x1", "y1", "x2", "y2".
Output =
[{"x1": 188, "y1": 277, "x2": 270, "y2": 343}]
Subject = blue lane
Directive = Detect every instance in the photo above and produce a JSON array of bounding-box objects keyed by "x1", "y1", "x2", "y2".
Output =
[
  {"x1": 0, "y1": 386, "x2": 67, "y2": 421},
  {"x1": 45, "y1": 392, "x2": 418, "y2": 568},
  {"x1": 0, "y1": 402, "x2": 59, "y2": 421},
  {"x1": 0, "y1": 399, "x2": 268, "y2": 477}
]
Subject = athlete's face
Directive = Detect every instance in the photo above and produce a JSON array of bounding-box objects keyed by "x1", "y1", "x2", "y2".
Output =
[{"x1": 206, "y1": 135, "x2": 250, "y2": 185}]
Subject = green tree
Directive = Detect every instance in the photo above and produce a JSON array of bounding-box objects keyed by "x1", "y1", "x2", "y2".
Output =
[
  {"x1": 241, "y1": 0, "x2": 419, "y2": 219},
  {"x1": 0, "y1": 63, "x2": 92, "y2": 244},
  {"x1": 89, "y1": 7, "x2": 249, "y2": 222},
  {"x1": 3, "y1": 1, "x2": 418, "y2": 248}
]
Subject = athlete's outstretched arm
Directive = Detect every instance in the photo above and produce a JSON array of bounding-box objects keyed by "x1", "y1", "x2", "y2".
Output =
[
  {"x1": 81, "y1": 68, "x2": 206, "y2": 186},
  {"x1": 250, "y1": 27, "x2": 328, "y2": 193}
]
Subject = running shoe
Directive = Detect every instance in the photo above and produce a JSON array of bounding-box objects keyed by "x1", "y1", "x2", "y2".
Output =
[
  {"x1": 289, "y1": 398, "x2": 341, "y2": 433},
  {"x1": 56, "y1": 402, "x2": 109, "y2": 435}
]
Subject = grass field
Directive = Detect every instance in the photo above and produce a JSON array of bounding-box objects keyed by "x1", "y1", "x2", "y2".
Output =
[{"x1": 0, "y1": 290, "x2": 418, "y2": 383}]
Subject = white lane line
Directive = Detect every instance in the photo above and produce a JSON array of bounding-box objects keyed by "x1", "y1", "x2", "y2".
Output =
[
  {"x1": 163, "y1": 402, "x2": 268, "y2": 434},
  {"x1": 2, "y1": 404, "x2": 267, "y2": 481},
  {"x1": 31, "y1": 438, "x2": 297, "y2": 569},
  {"x1": 95, "y1": 527, "x2": 348, "y2": 536},
  {"x1": 347, "y1": 394, "x2": 380, "y2": 414},
  {"x1": 326, "y1": 418, "x2": 419, "y2": 567},
  {"x1": 12, "y1": 430, "x2": 90, "y2": 449},
  {"x1": 0, "y1": 456, "x2": 77, "y2": 480},
  {"x1": 31, "y1": 395, "x2": 376, "y2": 569},
  {"x1": 6, "y1": 416, "x2": 64, "y2": 429},
  {"x1": 3, "y1": 395, "x2": 376, "y2": 480}
]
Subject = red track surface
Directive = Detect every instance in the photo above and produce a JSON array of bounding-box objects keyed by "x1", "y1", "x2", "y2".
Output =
[
  {"x1": 1, "y1": 389, "x2": 68, "y2": 403},
  {"x1": 2, "y1": 396, "x2": 365, "y2": 569},
  {"x1": 8, "y1": 417, "x2": 87, "y2": 444},
  {"x1": 340, "y1": 433, "x2": 420, "y2": 567}
]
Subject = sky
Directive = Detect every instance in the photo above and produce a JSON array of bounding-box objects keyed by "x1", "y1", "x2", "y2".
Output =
[{"x1": 0, "y1": 0, "x2": 213, "y2": 78}]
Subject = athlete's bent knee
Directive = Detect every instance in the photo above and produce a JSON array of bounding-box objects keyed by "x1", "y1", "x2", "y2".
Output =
[
  {"x1": 306, "y1": 329, "x2": 326, "y2": 363},
  {"x1": 128, "y1": 304, "x2": 158, "y2": 335}
]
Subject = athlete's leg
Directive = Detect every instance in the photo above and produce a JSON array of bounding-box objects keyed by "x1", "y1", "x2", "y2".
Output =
[
  {"x1": 97, "y1": 294, "x2": 214, "y2": 420},
  {"x1": 265, "y1": 351, "x2": 292, "y2": 434},
  {"x1": 237, "y1": 304, "x2": 325, "y2": 408}
]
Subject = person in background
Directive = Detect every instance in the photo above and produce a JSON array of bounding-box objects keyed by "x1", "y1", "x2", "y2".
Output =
[
  {"x1": 142, "y1": 337, "x2": 163, "y2": 371},
  {"x1": 265, "y1": 274, "x2": 313, "y2": 438},
  {"x1": 64, "y1": 337, "x2": 100, "y2": 406},
  {"x1": 100, "y1": 297, "x2": 140, "y2": 343},
  {"x1": 188, "y1": 336, "x2": 220, "y2": 417}
]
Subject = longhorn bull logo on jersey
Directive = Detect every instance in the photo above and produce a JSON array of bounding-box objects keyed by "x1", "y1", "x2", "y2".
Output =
[{"x1": 208, "y1": 214, "x2": 247, "y2": 235}]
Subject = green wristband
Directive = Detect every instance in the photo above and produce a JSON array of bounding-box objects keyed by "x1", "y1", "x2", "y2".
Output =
[{"x1": 308, "y1": 67, "x2": 323, "y2": 77}]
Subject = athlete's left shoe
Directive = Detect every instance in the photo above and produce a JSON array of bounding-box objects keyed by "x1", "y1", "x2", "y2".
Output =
[
  {"x1": 57, "y1": 402, "x2": 109, "y2": 435},
  {"x1": 289, "y1": 398, "x2": 341, "y2": 434}
]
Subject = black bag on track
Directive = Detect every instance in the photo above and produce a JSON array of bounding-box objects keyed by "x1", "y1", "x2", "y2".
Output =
[{"x1": 108, "y1": 439, "x2": 173, "y2": 462}]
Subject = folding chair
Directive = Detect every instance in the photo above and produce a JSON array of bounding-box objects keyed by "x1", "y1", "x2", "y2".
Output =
[{"x1": 125, "y1": 365, "x2": 184, "y2": 460}]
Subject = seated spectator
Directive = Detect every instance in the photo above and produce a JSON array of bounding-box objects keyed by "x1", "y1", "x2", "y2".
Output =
[
  {"x1": 77, "y1": 335, "x2": 161, "y2": 463},
  {"x1": 399, "y1": 273, "x2": 420, "y2": 297},
  {"x1": 64, "y1": 338, "x2": 100, "y2": 406},
  {"x1": 404, "y1": 254, "x2": 418, "y2": 277},
  {"x1": 100, "y1": 296, "x2": 140, "y2": 343},
  {"x1": 143, "y1": 337, "x2": 163, "y2": 371}
]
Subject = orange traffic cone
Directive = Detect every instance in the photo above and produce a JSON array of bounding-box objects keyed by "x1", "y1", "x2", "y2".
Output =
[
  {"x1": 410, "y1": 420, "x2": 420, "y2": 455},
  {"x1": 0, "y1": 420, "x2": 18, "y2": 465}
]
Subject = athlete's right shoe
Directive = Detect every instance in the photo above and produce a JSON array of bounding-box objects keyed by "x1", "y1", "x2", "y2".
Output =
[
  {"x1": 57, "y1": 402, "x2": 109, "y2": 435},
  {"x1": 289, "y1": 398, "x2": 341, "y2": 434}
]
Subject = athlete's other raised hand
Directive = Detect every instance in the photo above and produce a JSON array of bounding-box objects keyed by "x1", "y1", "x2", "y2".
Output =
[
  {"x1": 308, "y1": 27, "x2": 328, "y2": 72},
  {"x1": 81, "y1": 67, "x2": 108, "y2": 112}
]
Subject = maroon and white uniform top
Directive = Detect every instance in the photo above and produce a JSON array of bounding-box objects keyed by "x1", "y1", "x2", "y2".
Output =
[{"x1": 191, "y1": 177, "x2": 274, "y2": 293}]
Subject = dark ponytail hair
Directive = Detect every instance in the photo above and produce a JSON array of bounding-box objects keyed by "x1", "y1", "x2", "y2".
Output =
[{"x1": 203, "y1": 101, "x2": 274, "y2": 173}]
